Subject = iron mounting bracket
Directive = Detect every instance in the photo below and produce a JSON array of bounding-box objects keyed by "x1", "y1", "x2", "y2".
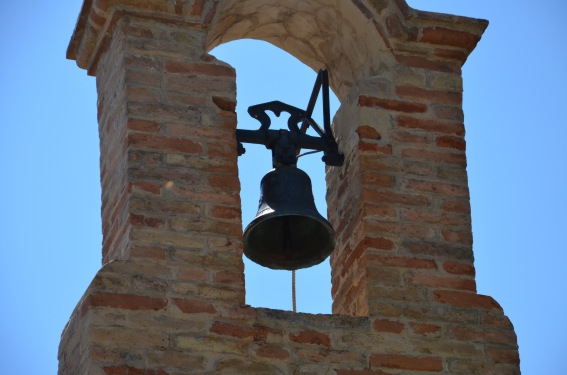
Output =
[{"x1": 236, "y1": 69, "x2": 344, "y2": 168}]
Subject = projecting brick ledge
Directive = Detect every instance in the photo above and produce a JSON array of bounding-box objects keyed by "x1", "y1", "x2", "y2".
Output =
[{"x1": 59, "y1": 259, "x2": 519, "y2": 374}]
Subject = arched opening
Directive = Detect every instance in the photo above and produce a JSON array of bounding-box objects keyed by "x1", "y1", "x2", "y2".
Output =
[
  {"x1": 205, "y1": 0, "x2": 393, "y2": 102},
  {"x1": 210, "y1": 39, "x2": 341, "y2": 313}
]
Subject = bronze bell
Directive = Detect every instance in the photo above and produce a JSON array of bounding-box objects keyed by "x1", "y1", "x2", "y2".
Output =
[{"x1": 243, "y1": 165, "x2": 336, "y2": 270}]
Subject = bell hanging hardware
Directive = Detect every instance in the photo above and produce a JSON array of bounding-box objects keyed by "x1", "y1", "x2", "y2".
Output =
[
  {"x1": 236, "y1": 69, "x2": 344, "y2": 168},
  {"x1": 236, "y1": 69, "x2": 344, "y2": 271}
]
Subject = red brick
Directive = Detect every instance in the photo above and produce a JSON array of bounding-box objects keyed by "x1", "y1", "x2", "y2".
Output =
[
  {"x1": 434, "y1": 290, "x2": 502, "y2": 310},
  {"x1": 209, "y1": 205, "x2": 241, "y2": 220},
  {"x1": 385, "y1": 14, "x2": 404, "y2": 37},
  {"x1": 83, "y1": 293, "x2": 167, "y2": 315},
  {"x1": 213, "y1": 270, "x2": 244, "y2": 284},
  {"x1": 341, "y1": 241, "x2": 369, "y2": 276},
  {"x1": 394, "y1": 130, "x2": 430, "y2": 144},
  {"x1": 404, "y1": 209, "x2": 469, "y2": 226},
  {"x1": 207, "y1": 143, "x2": 237, "y2": 160},
  {"x1": 396, "y1": 86, "x2": 462, "y2": 106},
  {"x1": 366, "y1": 254, "x2": 436, "y2": 269},
  {"x1": 405, "y1": 179, "x2": 468, "y2": 197},
  {"x1": 363, "y1": 204, "x2": 397, "y2": 219},
  {"x1": 202, "y1": 0, "x2": 218, "y2": 26},
  {"x1": 336, "y1": 370, "x2": 394, "y2": 375},
  {"x1": 358, "y1": 141, "x2": 393, "y2": 154},
  {"x1": 370, "y1": 353, "x2": 443, "y2": 371},
  {"x1": 126, "y1": 86, "x2": 160, "y2": 102},
  {"x1": 410, "y1": 273, "x2": 476, "y2": 291},
  {"x1": 434, "y1": 48, "x2": 468, "y2": 62},
  {"x1": 441, "y1": 230, "x2": 472, "y2": 244},
  {"x1": 164, "y1": 61, "x2": 235, "y2": 77},
  {"x1": 127, "y1": 119, "x2": 160, "y2": 133},
  {"x1": 436, "y1": 135, "x2": 466, "y2": 150},
  {"x1": 420, "y1": 27, "x2": 481, "y2": 51},
  {"x1": 338, "y1": 242, "x2": 366, "y2": 277},
  {"x1": 362, "y1": 219, "x2": 402, "y2": 236},
  {"x1": 359, "y1": 95, "x2": 427, "y2": 113},
  {"x1": 254, "y1": 343, "x2": 289, "y2": 360},
  {"x1": 363, "y1": 236, "x2": 395, "y2": 250},
  {"x1": 191, "y1": 0, "x2": 206, "y2": 15},
  {"x1": 356, "y1": 125, "x2": 382, "y2": 139},
  {"x1": 367, "y1": 266, "x2": 402, "y2": 285},
  {"x1": 487, "y1": 348, "x2": 521, "y2": 364},
  {"x1": 130, "y1": 245, "x2": 167, "y2": 261},
  {"x1": 212, "y1": 96, "x2": 236, "y2": 112},
  {"x1": 395, "y1": 54, "x2": 460, "y2": 73},
  {"x1": 482, "y1": 313, "x2": 513, "y2": 327},
  {"x1": 289, "y1": 330, "x2": 331, "y2": 347},
  {"x1": 296, "y1": 348, "x2": 362, "y2": 362},
  {"x1": 362, "y1": 172, "x2": 395, "y2": 187},
  {"x1": 130, "y1": 182, "x2": 162, "y2": 195},
  {"x1": 401, "y1": 148, "x2": 466, "y2": 165},
  {"x1": 403, "y1": 240, "x2": 473, "y2": 261},
  {"x1": 210, "y1": 322, "x2": 268, "y2": 341},
  {"x1": 410, "y1": 323, "x2": 441, "y2": 335},
  {"x1": 397, "y1": 115, "x2": 464, "y2": 135},
  {"x1": 125, "y1": 69, "x2": 160, "y2": 87},
  {"x1": 452, "y1": 327, "x2": 517, "y2": 345},
  {"x1": 359, "y1": 155, "x2": 401, "y2": 173},
  {"x1": 440, "y1": 199, "x2": 470, "y2": 214},
  {"x1": 124, "y1": 55, "x2": 160, "y2": 71},
  {"x1": 130, "y1": 197, "x2": 200, "y2": 215},
  {"x1": 175, "y1": 0, "x2": 183, "y2": 14},
  {"x1": 164, "y1": 91, "x2": 209, "y2": 107},
  {"x1": 432, "y1": 105, "x2": 464, "y2": 121},
  {"x1": 373, "y1": 319, "x2": 404, "y2": 333},
  {"x1": 443, "y1": 261, "x2": 475, "y2": 276},
  {"x1": 172, "y1": 298, "x2": 216, "y2": 314},
  {"x1": 103, "y1": 366, "x2": 128, "y2": 375},
  {"x1": 128, "y1": 134, "x2": 202, "y2": 154},
  {"x1": 103, "y1": 367, "x2": 168, "y2": 375},
  {"x1": 178, "y1": 267, "x2": 208, "y2": 281},
  {"x1": 208, "y1": 174, "x2": 239, "y2": 190},
  {"x1": 130, "y1": 213, "x2": 164, "y2": 228},
  {"x1": 361, "y1": 190, "x2": 432, "y2": 207}
]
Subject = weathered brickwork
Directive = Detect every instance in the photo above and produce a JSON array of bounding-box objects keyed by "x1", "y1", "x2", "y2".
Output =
[{"x1": 60, "y1": 0, "x2": 520, "y2": 374}]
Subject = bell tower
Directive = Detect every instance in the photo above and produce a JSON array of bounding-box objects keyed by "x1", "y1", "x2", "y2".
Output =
[{"x1": 59, "y1": 1, "x2": 521, "y2": 374}]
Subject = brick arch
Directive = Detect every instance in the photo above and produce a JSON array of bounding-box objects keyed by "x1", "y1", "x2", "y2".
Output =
[{"x1": 204, "y1": 0, "x2": 394, "y2": 100}]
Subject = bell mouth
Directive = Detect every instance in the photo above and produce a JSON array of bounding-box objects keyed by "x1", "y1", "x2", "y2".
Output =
[{"x1": 243, "y1": 213, "x2": 335, "y2": 270}]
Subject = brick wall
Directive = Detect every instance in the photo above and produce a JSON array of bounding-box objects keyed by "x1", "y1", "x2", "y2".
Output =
[{"x1": 60, "y1": 1, "x2": 520, "y2": 374}]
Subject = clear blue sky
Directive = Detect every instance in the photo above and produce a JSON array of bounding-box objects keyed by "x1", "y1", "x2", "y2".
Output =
[{"x1": 0, "y1": 1, "x2": 565, "y2": 374}]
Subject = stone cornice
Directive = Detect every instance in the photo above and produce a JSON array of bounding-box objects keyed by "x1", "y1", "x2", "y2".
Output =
[
  {"x1": 67, "y1": 0, "x2": 489, "y2": 77},
  {"x1": 67, "y1": 0, "x2": 218, "y2": 75}
]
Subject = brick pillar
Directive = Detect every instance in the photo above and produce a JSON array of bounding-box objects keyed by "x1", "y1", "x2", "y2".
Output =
[
  {"x1": 59, "y1": 9, "x2": 247, "y2": 374},
  {"x1": 96, "y1": 16, "x2": 236, "y2": 255},
  {"x1": 95, "y1": 13, "x2": 244, "y2": 298},
  {"x1": 329, "y1": 71, "x2": 476, "y2": 318}
]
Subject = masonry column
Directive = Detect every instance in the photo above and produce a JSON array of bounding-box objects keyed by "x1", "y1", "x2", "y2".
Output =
[
  {"x1": 59, "y1": 7, "x2": 246, "y2": 374},
  {"x1": 328, "y1": 5, "x2": 489, "y2": 319},
  {"x1": 99, "y1": 16, "x2": 241, "y2": 265},
  {"x1": 327, "y1": 7, "x2": 519, "y2": 372}
]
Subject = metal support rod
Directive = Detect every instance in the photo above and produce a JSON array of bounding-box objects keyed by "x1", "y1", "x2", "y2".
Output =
[
  {"x1": 297, "y1": 70, "x2": 329, "y2": 155},
  {"x1": 299, "y1": 71, "x2": 322, "y2": 134},
  {"x1": 321, "y1": 70, "x2": 331, "y2": 136}
]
